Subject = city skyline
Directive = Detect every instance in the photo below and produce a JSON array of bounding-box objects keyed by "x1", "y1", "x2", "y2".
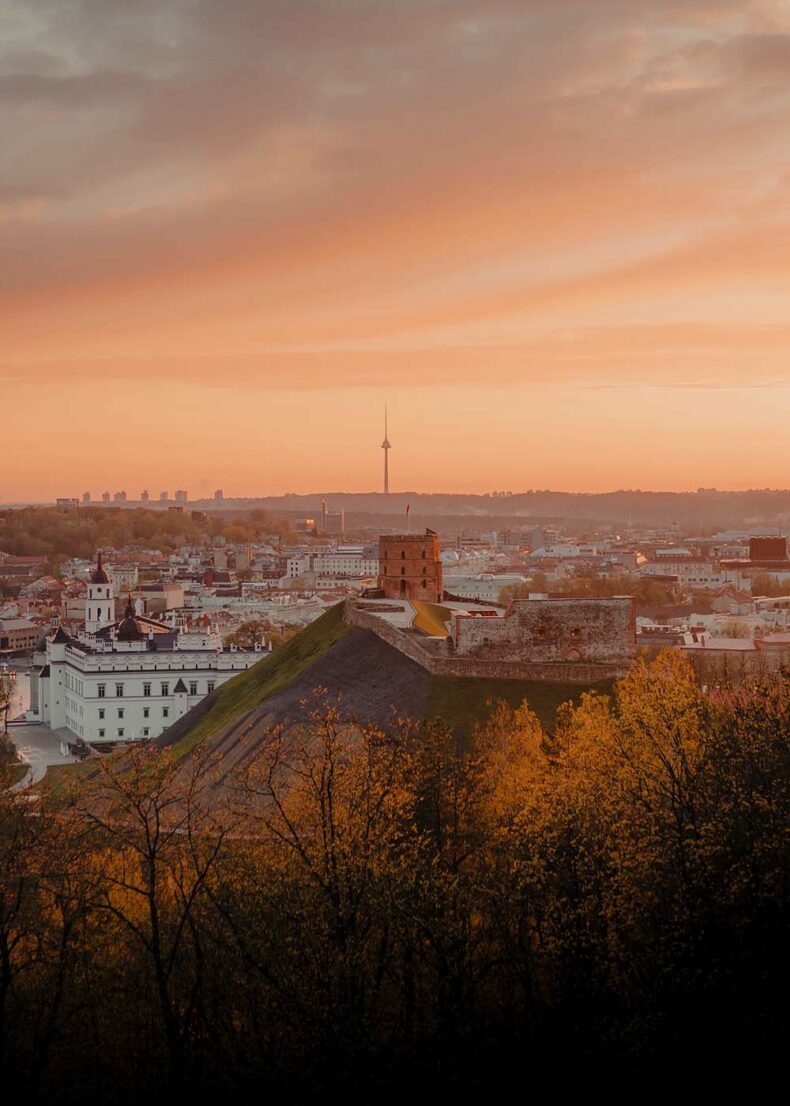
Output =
[{"x1": 3, "y1": 1, "x2": 790, "y2": 497}]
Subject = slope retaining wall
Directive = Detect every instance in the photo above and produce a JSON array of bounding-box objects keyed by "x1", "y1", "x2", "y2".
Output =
[{"x1": 344, "y1": 602, "x2": 626, "y2": 683}]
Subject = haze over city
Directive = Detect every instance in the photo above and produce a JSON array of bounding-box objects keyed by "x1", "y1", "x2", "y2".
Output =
[{"x1": 3, "y1": 0, "x2": 790, "y2": 499}]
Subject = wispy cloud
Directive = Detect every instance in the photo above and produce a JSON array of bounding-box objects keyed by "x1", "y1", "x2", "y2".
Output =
[{"x1": 2, "y1": 1, "x2": 790, "y2": 494}]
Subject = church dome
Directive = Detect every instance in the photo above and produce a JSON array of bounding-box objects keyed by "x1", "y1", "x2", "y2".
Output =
[
  {"x1": 91, "y1": 550, "x2": 110, "y2": 585},
  {"x1": 116, "y1": 596, "x2": 144, "y2": 641}
]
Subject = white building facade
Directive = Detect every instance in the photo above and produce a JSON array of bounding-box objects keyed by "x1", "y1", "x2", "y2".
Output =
[{"x1": 31, "y1": 553, "x2": 262, "y2": 745}]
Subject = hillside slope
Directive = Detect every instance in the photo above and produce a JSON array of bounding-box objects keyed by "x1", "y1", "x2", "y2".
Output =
[{"x1": 157, "y1": 603, "x2": 615, "y2": 785}]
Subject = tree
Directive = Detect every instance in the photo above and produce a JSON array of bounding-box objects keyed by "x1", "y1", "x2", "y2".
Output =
[{"x1": 71, "y1": 744, "x2": 229, "y2": 1096}]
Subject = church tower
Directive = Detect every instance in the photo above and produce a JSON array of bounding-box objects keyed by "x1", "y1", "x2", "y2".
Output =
[{"x1": 85, "y1": 551, "x2": 114, "y2": 632}]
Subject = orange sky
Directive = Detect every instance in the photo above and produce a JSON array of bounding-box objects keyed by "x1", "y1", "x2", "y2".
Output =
[{"x1": 2, "y1": 0, "x2": 790, "y2": 500}]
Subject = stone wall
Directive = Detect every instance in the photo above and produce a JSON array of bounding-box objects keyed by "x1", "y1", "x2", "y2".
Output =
[
  {"x1": 344, "y1": 601, "x2": 629, "y2": 682},
  {"x1": 344, "y1": 603, "x2": 437, "y2": 668},
  {"x1": 453, "y1": 597, "x2": 635, "y2": 665}
]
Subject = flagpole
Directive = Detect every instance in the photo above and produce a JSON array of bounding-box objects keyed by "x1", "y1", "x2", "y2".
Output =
[{"x1": 406, "y1": 503, "x2": 411, "y2": 534}]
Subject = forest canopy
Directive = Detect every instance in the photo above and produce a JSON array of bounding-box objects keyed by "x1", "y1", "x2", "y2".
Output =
[
  {"x1": 2, "y1": 650, "x2": 789, "y2": 1102},
  {"x1": 0, "y1": 506, "x2": 288, "y2": 565}
]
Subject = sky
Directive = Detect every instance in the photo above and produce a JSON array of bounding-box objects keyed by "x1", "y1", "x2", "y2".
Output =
[{"x1": 2, "y1": 0, "x2": 790, "y2": 501}]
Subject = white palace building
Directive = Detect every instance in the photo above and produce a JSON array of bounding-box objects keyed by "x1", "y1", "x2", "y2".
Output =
[{"x1": 31, "y1": 552, "x2": 263, "y2": 745}]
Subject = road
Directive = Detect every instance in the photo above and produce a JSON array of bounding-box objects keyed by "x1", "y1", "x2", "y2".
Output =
[{"x1": 8, "y1": 723, "x2": 76, "y2": 787}]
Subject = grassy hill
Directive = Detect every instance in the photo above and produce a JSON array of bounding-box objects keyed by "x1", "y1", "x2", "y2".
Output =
[
  {"x1": 158, "y1": 601, "x2": 350, "y2": 760},
  {"x1": 411, "y1": 599, "x2": 452, "y2": 636},
  {"x1": 158, "y1": 601, "x2": 614, "y2": 762},
  {"x1": 39, "y1": 602, "x2": 617, "y2": 792},
  {"x1": 428, "y1": 674, "x2": 613, "y2": 737}
]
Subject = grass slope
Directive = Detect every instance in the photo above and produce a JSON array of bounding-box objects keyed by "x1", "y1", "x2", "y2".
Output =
[
  {"x1": 411, "y1": 600, "x2": 452, "y2": 636},
  {"x1": 427, "y1": 674, "x2": 615, "y2": 738},
  {"x1": 164, "y1": 602, "x2": 349, "y2": 760}
]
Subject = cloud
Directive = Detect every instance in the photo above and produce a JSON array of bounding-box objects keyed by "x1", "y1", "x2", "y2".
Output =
[{"x1": 1, "y1": 0, "x2": 789, "y2": 392}]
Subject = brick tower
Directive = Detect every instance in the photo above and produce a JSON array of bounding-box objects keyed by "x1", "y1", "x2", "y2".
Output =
[{"x1": 378, "y1": 529, "x2": 443, "y2": 603}]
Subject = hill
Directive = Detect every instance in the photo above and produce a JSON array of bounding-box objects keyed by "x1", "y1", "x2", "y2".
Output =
[{"x1": 156, "y1": 603, "x2": 615, "y2": 780}]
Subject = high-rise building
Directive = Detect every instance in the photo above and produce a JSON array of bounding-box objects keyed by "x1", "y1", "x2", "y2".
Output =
[
  {"x1": 82, "y1": 491, "x2": 91, "y2": 505},
  {"x1": 175, "y1": 490, "x2": 188, "y2": 503},
  {"x1": 113, "y1": 491, "x2": 127, "y2": 503},
  {"x1": 321, "y1": 499, "x2": 345, "y2": 534},
  {"x1": 159, "y1": 491, "x2": 168, "y2": 502},
  {"x1": 140, "y1": 490, "x2": 150, "y2": 503},
  {"x1": 214, "y1": 489, "x2": 224, "y2": 501},
  {"x1": 381, "y1": 403, "x2": 391, "y2": 495},
  {"x1": 101, "y1": 492, "x2": 111, "y2": 503}
]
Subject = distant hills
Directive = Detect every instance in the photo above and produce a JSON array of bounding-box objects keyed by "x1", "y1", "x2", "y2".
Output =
[
  {"x1": 9, "y1": 488, "x2": 790, "y2": 532},
  {"x1": 196, "y1": 488, "x2": 790, "y2": 531}
]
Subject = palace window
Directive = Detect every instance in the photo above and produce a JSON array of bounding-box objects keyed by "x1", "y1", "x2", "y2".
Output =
[
  {"x1": 118, "y1": 728, "x2": 124, "y2": 738},
  {"x1": 143, "y1": 683, "x2": 151, "y2": 696},
  {"x1": 163, "y1": 707, "x2": 169, "y2": 718},
  {"x1": 207, "y1": 681, "x2": 215, "y2": 693},
  {"x1": 143, "y1": 708, "x2": 150, "y2": 718},
  {"x1": 118, "y1": 708, "x2": 124, "y2": 719},
  {"x1": 115, "y1": 683, "x2": 124, "y2": 697},
  {"x1": 98, "y1": 729, "x2": 105, "y2": 738},
  {"x1": 161, "y1": 682, "x2": 169, "y2": 696},
  {"x1": 189, "y1": 681, "x2": 198, "y2": 696},
  {"x1": 98, "y1": 684, "x2": 106, "y2": 698},
  {"x1": 98, "y1": 709, "x2": 105, "y2": 719}
]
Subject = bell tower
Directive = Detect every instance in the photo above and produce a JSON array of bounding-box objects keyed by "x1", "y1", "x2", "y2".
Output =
[{"x1": 85, "y1": 550, "x2": 114, "y2": 632}]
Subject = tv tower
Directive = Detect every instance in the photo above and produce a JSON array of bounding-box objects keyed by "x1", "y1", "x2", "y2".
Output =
[{"x1": 382, "y1": 403, "x2": 391, "y2": 495}]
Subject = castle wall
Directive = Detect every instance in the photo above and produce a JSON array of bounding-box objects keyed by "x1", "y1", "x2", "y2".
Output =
[
  {"x1": 343, "y1": 601, "x2": 632, "y2": 683},
  {"x1": 453, "y1": 597, "x2": 636, "y2": 665}
]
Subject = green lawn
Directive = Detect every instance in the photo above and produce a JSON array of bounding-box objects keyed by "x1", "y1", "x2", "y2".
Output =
[
  {"x1": 6, "y1": 762, "x2": 29, "y2": 787},
  {"x1": 167, "y1": 602, "x2": 350, "y2": 760},
  {"x1": 411, "y1": 600, "x2": 452, "y2": 637},
  {"x1": 427, "y1": 674, "x2": 615, "y2": 739},
  {"x1": 38, "y1": 759, "x2": 101, "y2": 801},
  {"x1": 1, "y1": 743, "x2": 29, "y2": 788}
]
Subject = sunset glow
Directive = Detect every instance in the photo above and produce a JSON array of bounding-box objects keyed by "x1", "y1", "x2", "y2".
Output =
[{"x1": 3, "y1": 0, "x2": 790, "y2": 499}]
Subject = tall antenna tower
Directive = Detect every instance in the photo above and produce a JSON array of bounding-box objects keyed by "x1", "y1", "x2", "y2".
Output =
[{"x1": 382, "y1": 403, "x2": 391, "y2": 495}]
